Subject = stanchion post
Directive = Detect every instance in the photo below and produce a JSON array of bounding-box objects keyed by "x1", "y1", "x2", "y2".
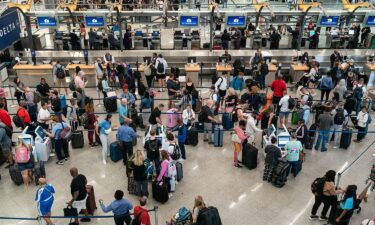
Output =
[
  {"x1": 97, "y1": 89, "x2": 103, "y2": 107},
  {"x1": 154, "y1": 206, "x2": 158, "y2": 225},
  {"x1": 336, "y1": 172, "x2": 342, "y2": 189}
]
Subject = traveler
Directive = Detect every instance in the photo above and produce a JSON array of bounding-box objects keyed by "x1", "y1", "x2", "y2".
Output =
[
  {"x1": 85, "y1": 102, "x2": 98, "y2": 147},
  {"x1": 132, "y1": 150, "x2": 149, "y2": 197},
  {"x1": 117, "y1": 121, "x2": 137, "y2": 173},
  {"x1": 67, "y1": 99, "x2": 78, "y2": 131},
  {"x1": 171, "y1": 119, "x2": 187, "y2": 160},
  {"x1": 95, "y1": 58, "x2": 104, "y2": 79},
  {"x1": 320, "y1": 73, "x2": 334, "y2": 101},
  {"x1": 295, "y1": 119, "x2": 307, "y2": 146},
  {"x1": 36, "y1": 78, "x2": 51, "y2": 104},
  {"x1": 133, "y1": 196, "x2": 151, "y2": 225},
  {"x1": 284, "y1": 134, "x2": 303, "y2": 178},
  {"x1": 50, "y1": 90, "x2": 61, "y2": 114},
  {"x1": 278, "y1": 91, "x2": 291, "y2": 127},
  {"x1": 53, "y1": 61, "x2": 68, "y2": 95},
  {"x1": 140, "y1": 91, "x2": 153, "y2": 124},
  {"x1": 270, "y1": 30, "x2": 281, "y2": 49},
  {"x1": 233, "y1": 120, "x2": 248, "y2": 168},
  {"x1": 100, "y1": 190, "x2": 133, "y2": 225},
  {"x1": 67, "y1": 168, "x2": 91, "y2": 224},
  {"x1": 215, "y1": 73, "x2": 228, "y2": 108},
  {"x1": 123, "y1": 29, "x2": 132, "y2": 50},
  {"x1": 14, "y1": 139, "x2": 34, "y2": 185},
  {"x1": 157, "y1": 150, "x2": 173, "y2": 198},
  {"x1": 149, "y1": 104, "x2": 164, "y2": 128},
  {"x1": 221, "y1": 49, "x2": 232, "y2": 62},
  {"x1": 118, "y1": 98, "x2": 130, "y2": 126},
  {"x1": 144, "y1": 130, "x2": 161, "y2": 174},
  {"x1": 88, "y1": 28, "x2": 99, "y2": 50},
  {"x1": 260, "y1": 105, "x2": 274, "y2": 130},
  {"x1": 258, "y1": 59, "x2": 269, "y2": 90},
  {"x1": 209, "y1": 86, "x2": 220, "y2": 115},
  {"x1": 119, "y1": 84, "x2": 136, "y2": 106},
  {"x1": 182, "y1": 104, "x2": 195, "y2": 126},
  {"x1": 221, "y1": 30, "x2": 231, "y2": 49},
  {"x1": 201, "y1": 99, "x2": 219, "y2": 142},
  {"x1": 192, "y1": 196, "x2": 206, "y2": 224},
  {"x1": 225, "y1": 88, "x2": 238, "y2": 112},
  {"x1": 330, "y1": 50, "x2": 342, "y2": 68},
  {"x1": 103, "y1": 52, "x2": 115, "y2": 64},
  {"x1": 44, "y1": 114, "x2": 70, "y2": 165},
  {"x1": 251, "y1": 49, "x2": 262, "y2": 66},
  {"x1": 176, "y1": 89, "x2": 192, "y2": 112},
  {"x1": 100, "y1": 74, "x2": 111, "y2": 98},
  {"x1": 16, "y1": 101, "x2": 31, "y2": 129},
  {"x1": 138, "y1": 77, "x2": 147, "y2": 97},
  {"x1": 245, "y1": 111, "x2": 262, "y2": 144},
  {"x1": 263, "y1": 136, "x2": 282, "y2": 182},
  {"x1": 354, "y1": 106, "x2": 369, "y2": 143},
  {"x1": 230, "y1": 72, "x2": 244, "y2": 94},
  {"x1": 13, "y1": 77, "x2": 25, "y2": 103},
  {"x1": 315, "y1": 107, "x2": 333, "y2": 152},
  {"x1": 75, "y1": 71, "x2": 87, "y2": 92},
  {"x1": 35, "y1": 178, "x2": 55, "y2": 225},
  {"x1": 167, "y1": 74, "x2": 179, "y2": 108},
  {"x1": 37, "y1": 102, "x2": 51, "y2": 130},
  {"x1": 330, "y1": 104, "x2": 348, "y2": 148},
  {"x1": 155, "y1": 54, "x2": 168, "y2": 92},
  {"x1": 270, "y1": 74, "x2": 287, "y2": 108},
  {"x1": 97, "y1": 114, "x2": 112, "y2": 165},
  {"x1": 333, "y1": 79, "x2": 347, "y2": 102},
  {"x1": 334, "y1": 185, "x2": 357, "y2": 225},
  {"x1": 353, "y1": 79, "x2": 366, "y2": 114},
  {"x1": 108, "y1": 32, "x2": 121, "y2": 50},
  {"x1": 0, "y1": 103, "x2": 12, "y2": 129}
]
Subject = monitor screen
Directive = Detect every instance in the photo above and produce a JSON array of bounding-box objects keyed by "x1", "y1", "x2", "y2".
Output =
[
  {"x1": 187, "y1": 57, "x2": 197, "y2": 64},
  {"x1": 35, "y1": 126, "x2": 46, "y2": 139},
  {"x1": 309, "y1": 31, "x2": 315, "y2": 36},
  {"x1": 319, "y1": 16, "x2": 339, "y2": 27},
  {"x1": 23, "y1": 138, "x2": 32, "y2": 145},
  {"x1": 278, "y1": 136, "x2": 290, "y2": 147},
  {"x1": 85, "y1": 16, "x2": 105, "y2": 27},
  {"x1": 348, "y1": 30, "x2": 355, "y2": 35},
  {"x1": 135, "y1": 31, "x2": 143, "y2": 36},
  {"x1": 179, "y1": 16, "x2": 199, "y2": 27},
  {"x1": 152, "y1": 31, "x2": 160, "y2": 37},
  {"x1": 37, "y1": 16, "x2": 58, "y2": 27},
  {"x1": 365, "y1": 15, "x2": 375, "y2": 26},
  {"x1": 227, "y1": 16, "x2": 246, "y2": 27},
  {"x1": 267, "y1": 126, "x2": 276, "y2": 137}
]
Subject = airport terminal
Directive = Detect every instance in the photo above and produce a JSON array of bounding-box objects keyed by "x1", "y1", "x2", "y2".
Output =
[{"x1": 0, "y1": 0, "x2": 375, "y2": 224}]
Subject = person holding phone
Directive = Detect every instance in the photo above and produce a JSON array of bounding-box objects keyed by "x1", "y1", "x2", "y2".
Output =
[{"x1": 99, "y1": 190, "x2": 133, "y2": 225}]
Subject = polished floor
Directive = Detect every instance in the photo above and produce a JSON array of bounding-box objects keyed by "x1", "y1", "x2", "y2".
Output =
[{"x1": 0, "y1": 84, "x2": 374, "y2": 225}]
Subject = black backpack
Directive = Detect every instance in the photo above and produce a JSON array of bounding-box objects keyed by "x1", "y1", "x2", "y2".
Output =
[
  {"x1": 311, "y1": 177, "x2": 325, "y2": 195},
  {"x1": 196, "y1": 206, "x2": 222, "y2": 225},
  {"x1": 170, "y1": 143, "x2": 181, "y2": 160},
  {"x1": 288, "y1": 96, "x2": 296, "y2": 110},
  {"x1": 157, "y1": 60, "x2": 164, "y2": 74},
  {"x1": 12, "y1": 110, "x2": 24, "y2": 128},
  {"x1": 56, "y1": 66, "x2": 65, "y2": 79},
  {"x1": 353, "y1": 86, "x2": 363, "y2": 100},
  {"x1": 260, "y1": 63, "x2": 269, "y2": 75},
  {"x1": 198, "y1": 106, "x2": 207, "y2": 123},
  {"x1": 334, "y1": 108, "x2": 345, "y2": 125},
  {"x1": 130, "y1": 212, "x2": 142, "y2": 225}
]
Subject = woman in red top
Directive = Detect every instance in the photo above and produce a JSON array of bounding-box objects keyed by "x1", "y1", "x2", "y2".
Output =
[
  {"x1": 86, "y1": 102, "x2": 98, "y2": 147},
  {"x1": 17, "y1": 101, "x2": 31, "y2": 129},
  {"x1": 133, "y1": 196, "x2": 151, "y2": 225},
  {"x1": 232, "y1": 120, "x2": 248, "y2": 168}
]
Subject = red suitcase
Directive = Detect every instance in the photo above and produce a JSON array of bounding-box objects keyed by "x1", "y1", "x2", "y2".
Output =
[{"x1": 85, "y1": 185, "x2": 97, "y2": 215}]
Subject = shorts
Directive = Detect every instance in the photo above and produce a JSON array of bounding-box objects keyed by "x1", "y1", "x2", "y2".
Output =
[
  {"x1": 72, "y1": 196, "x2": 87, "y2": 213},
  {"x1": 219, "y1": 90, "x2": 226, "y2": 98},
  {"x1": 38, "y1": 202, "x2": 53, "y2": 216},
  {"x1": 156, "y1": 74, "x2": 166, "y2": 80},
  {"x1": 279, "y1": 111, "x2": 290, "y2": 119},
  {"x1": 57, "y1": 78, "x2": 66, "y2": 86},
  {"x1": 18, "y1": 162, "x2": 34, "y2": 172}
]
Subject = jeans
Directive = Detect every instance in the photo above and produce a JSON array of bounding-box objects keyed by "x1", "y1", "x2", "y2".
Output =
[
  {"x1": 55, "y1": 139, "x2": 69, "y2": 161},
  {"x1": 114, "y1": 214, "x2": 131, "y2": 225},
  {"x1": 121, "y1": 141, "x2": 134, "y2": 173},
  {"x1": 258, "y1": 74, "x2": 266, "y2": 90},
  {"x1": 332, "y1": 124, "x2": 342, "y2": 147},
  {"x1": 357, "y1": 126, "x2": 366, "y2": 141},
  {"x1": 315, "y1": 130, "x2": 330, "y2": 151},
  {"x1": 320, "y1": 89, "x2": 331, "y2": 101},
  {"x1": 145, "y1": 75, "x2": 154, "y2": 88},
  {"x1": 135, "y1": 180, "x2": 149, "y2": 197},
  {"x1": 286, "y1": 160, "x2": 300, "y2": 177},
  {"x1": 178, "y1": 141, "x2": 186, "y2": 159},
  {"x1": 99, "y1": 134, "x2": 109, "y2": 161},
  {"x1": 311, "y1": 195, "x2": 331, "y2": 217},
  {"x1": 203, "y1": 122, "x2": 213, "y2": 142}
]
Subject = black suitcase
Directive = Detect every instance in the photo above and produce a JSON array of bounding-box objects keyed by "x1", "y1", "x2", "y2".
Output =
[
  {"x1": 152, "y1": 180, "x2": 169, "y2": 203},
  {"x1": 304, "y1": 136, "x2": 314, "y2": 150},
  {"x1": 272, "y1": 159, "x2": 289, "y2": 188},
  {"x1": 176, "y1": 162, "x2": 183, "y2": 182},
  {"x1": 104, "y1": 96, "x2": 117, "y2": 113},
  {"x1": 9, "y1": 165, "x2": 23, "y2": 185},
  {"x1": 71, "y1": 131, "x2": 84, "y2": 149},
  {"x1": 339, "y1": 127, "x2": 352, "y2": 149},
  {"x1": 34, "y1": 161, "x2": 46, "y2": 185},
  {"x1": 185, "y1": 126, "x2": 198, "y2": 146},
  {"x1": 242, "y1": 143, "x2": 258, "y2": 169}
]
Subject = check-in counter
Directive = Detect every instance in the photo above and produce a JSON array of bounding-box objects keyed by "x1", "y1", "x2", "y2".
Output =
[
  {"x1": 66, "y1": 64, "x2": 97, "y2": 86},
  {"x1": 265, "y1": 64, "x2": 277, "y2": 87},
  {"x1": 185, "y1": 64, "x2": 200, "y2": 85},
  {"x1": 365, "y1": 63, "x2": 375, "y2": 87},
  {"x1": 13, "y1": 64, "x2": 54, "y2": 84},
  {"x1": 289, "y1": 64, "x2": 309, "y2": 83}
]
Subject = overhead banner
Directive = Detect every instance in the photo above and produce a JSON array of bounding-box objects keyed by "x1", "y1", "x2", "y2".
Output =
[
  {"x1": 226, "y1": 16, "x2": 246, "y2": 27},
  {"x1": 0, "y1": 10, "x2": 21, "y2": 51},
  {"x1": 179, "y1": 15, "x2": 199, "y2": 27},
  {"x1": 37, "y1": 16, "x2": 58, "y2": 27},
  {"x1": 318, "y1": 16, "x2": 340, "y2": 27},
  {"x1": 85, "y1": 15, "x2": 105, "y2": 27},
  {"x1": 365, "y1": 15, "x2": 375, "y2": 26}
]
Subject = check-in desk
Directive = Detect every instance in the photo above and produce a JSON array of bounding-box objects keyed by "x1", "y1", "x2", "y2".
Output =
[
  {"x1": 265, "y1": 64, "x2": 277, "y2": 87},
  {"x1": 66, "y1": 64, "x2": 97, "y2": 86},
  {"x1": 365, "y1": 63, "x2": 375, "y2": 87},
  {"x1": 185, "y1": 64, "x2": 200, "y2": 85},
  {"x1": 13, "y1": 64, "x2": 53, "y2": 84},
  {"x1": 290, "y1": 64, "x2": 309, "y2": 83}
]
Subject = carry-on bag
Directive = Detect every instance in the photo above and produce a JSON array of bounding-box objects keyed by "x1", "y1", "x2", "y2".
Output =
[
  {"x1": 85, "y1": 185, "x2": 97, "y2": 215},
  {"x1": 71, "y1": 130, "x2": 84, "y2": 149},
  {"x1": 104, "y1": 96, "x2": 117, "y2": 113},
  {"x1": 176, "y1": 162, "x2": 183, "y2": 182},
  {"x1": 9, "y1": 164, "x2": 23, "y2": 185},
  {"x1": 152, "y1": 180, "x2": 169, "y2": 203},
  {"x1": 214, "y1": 125, "x2": 224, "y2": 147},
  {"x1": 242, "y1": 143, "x2": 258, "y2": 169},
  {"x1": 339, "y1": 127, "x2": 352, "y2": 149},
  {"x1": 110, "y1": 141, "x2": 123, "y2": 162}
]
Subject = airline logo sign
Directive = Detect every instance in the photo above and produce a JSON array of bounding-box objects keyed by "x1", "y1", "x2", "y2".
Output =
[
  {"x1": 366, "y1": 16, "x2": 375, "y2": 26},
  {"x1": 227, "y1": 16, "x2": 245, "y2": 27},
  {"x1": 37, "y1": 17, "x2": 58, "y2": 27},
  {"x1": 320, "y1": 16, "x2": 339, "y2": 27},
  {"x1": 85, "y1": 16, "x2": 105, "y2": 27},
  {"x1": 180, "y1": 16, "x2": 199, "y2": 27},
  {"x1": 0, "y1": 10, "x2": 21, "y2": 51}
]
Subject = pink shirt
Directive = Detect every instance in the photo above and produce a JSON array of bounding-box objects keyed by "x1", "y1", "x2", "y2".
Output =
[
  {"x1": 157, "y1": 159, "x2": 169, "y2": 182},
  {"x1": 74, "y1": 76, "x2": 86, "y2": 89},
  {"x1": 235, "y1": 125, "x2": 247, "y2": 143}
]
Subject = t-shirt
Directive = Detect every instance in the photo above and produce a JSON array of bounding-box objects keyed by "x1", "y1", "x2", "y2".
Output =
[
  {"x1": 98, "y1": 120, "x2": 111, "y2": 135},
  {"x1": 37, "y1": 108, "x2": 51, "y2": 124},
  {"x1": 51, "y1": 122, "x2": 69, "y2": 140},
  {"x1": 340, "y1": 197, "x2": 354, "y2": 210},
  {"x1": 149, "y1": 108, "x2": 161, "y2": 125},
  {"x1": 279, "y1": 96, "x2": 290, "y2": 112},
  {"x1": 265, "y1": 145, "x2": 282, "y2": 165},
  {"x1": 17, "y1": 108, "x2": 31, "y2": 125},
  {"x1": 0, "y1": 109, "x2": 12, "y2": 128},
  {"x1": 167, "y1": 79, "x2": 177, "y2": 96},
  {"x1": 118, "y1": 104, "x2": 128, "y2": 124},
  {"x1": 285, "y1": 140, "x2": 302, "y2": 162},
  {"x1": 270, "y1": 79, "x2": 287, "y2": 97},
  {"x1": 70, "y1": 174, "x2": 87, "y2": 201}
]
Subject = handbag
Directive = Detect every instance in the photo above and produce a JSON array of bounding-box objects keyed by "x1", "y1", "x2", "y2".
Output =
[
  {"x1": 63, "y1": 206, "x2": 78, "y2": 217},
  {"x1": 299, "y1": 151, "x2": 306, "y2": 162},
  {"x1": 231, "y1": 133, "x2": 242, "y2": 143}
]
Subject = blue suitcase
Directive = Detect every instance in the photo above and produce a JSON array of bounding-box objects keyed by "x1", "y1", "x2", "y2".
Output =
[
  {"x1": 60, "y1": 94, "x2": 67, "y2": 108},
  {"x1": 222, "y1": 113, "x2": 233, "y2": 130},
  {"x1": 110, "y1": 142, "x2": 123, "y2": 162},
  {"x1": 214, "y1": 125, "x2": 224, "y2": 147}
]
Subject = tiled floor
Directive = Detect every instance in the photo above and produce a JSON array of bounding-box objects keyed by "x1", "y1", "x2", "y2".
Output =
[{"x1": 0, "y1": 83, "x2": 374, "y2": 225}]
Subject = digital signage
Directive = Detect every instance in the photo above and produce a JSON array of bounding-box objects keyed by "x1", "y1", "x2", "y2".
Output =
[
  {"x1": 37, "y1": 16, "x2": 58, "y2": 27},
  {"x1": 319, "y1": 16, "x2": 339, "y2": 27},
  {"x1": 179, "y1": 15, "x2": 199, "y2": 27},
  {"x1": 85, "y1": 16, "x2": 105, "y2": 27},
  {"x1": 227, "y1": 16, "x2": 246, "y2": 27}
]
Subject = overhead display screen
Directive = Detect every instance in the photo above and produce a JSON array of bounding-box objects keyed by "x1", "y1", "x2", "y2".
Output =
[
  {"x1": 37, "y1": 16, "x2": 58, "y2": 27},
  {"x1": 227, "y1": 16, "x2": 246, "y2": 27},
  {"x1": 179, "y1": 15, "x2": 199, "y2": 27},
  {"x1": 85, "y1": 16, "x2": 105, "y2": 27},
  {"x1": 319, "y1": 16, "x2": 339, "y2": 27},
  {"x1": 365, "y1": 16, "x2": 375, "y2": 26}
]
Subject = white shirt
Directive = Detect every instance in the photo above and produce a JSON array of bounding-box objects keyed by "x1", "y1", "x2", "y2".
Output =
[
  {"x1": 182, "y1": 109, "x2": 196, "y2": 125},
  {"x1": 357, "y1": 111, "x2": 369, "y2": 128},
  {"x1": 209, "y1": 92, "x2": 219, "y2": 103},
  {"x1": 279, "y1": 95, "x2": 290, "y2": 112},
  {"x1": 155, "y1": 58, "x2": 168, "y2": 74},
  {"x1": 215, "y1": 77, "x2": 227, "y2": 91},
  {"x1": 38, "y1": 108, "x2": 50, "y2": 124},
  {"x1": 245, "y1": 114, "x2": 262, "y2": 139}
]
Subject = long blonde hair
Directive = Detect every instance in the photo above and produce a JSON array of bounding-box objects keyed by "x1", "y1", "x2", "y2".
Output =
[
  {"x1": 133, "y1": 150, "x2": 145, "y2": 166},
  {"x1": 194, "y1": 195, "x2": 206, "y2": 208}
]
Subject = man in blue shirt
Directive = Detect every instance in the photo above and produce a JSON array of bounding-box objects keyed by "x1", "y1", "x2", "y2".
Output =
[
  {"x1": 284, "y1": 134, "x2": 303, "y2": 178},
  {"x1": 119, "y1": 86, "x2": 135, "y2": 106},
  {"x1": 35, "y1": 178, "x2": 55, "y2": 225},
  {"x1": 119, "y1": 98, "x2": 131, "y2": 125},
  {"x1": 100, "y1": 190, "x2": 133, "y2": 225},
  {"x1": 172, "y1": 118, "x2": 187, "y2": 160},
  {"x1": 117, "y1": 121, "x2": 137, "y2": 174}
]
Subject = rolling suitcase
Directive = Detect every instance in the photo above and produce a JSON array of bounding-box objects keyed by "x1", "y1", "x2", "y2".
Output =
[
  {"x1": 339, "y1": 127, "x2": 352, "y2": 149},
  {"x1": 242, "y1": 143, "x2": 258, "y2": 169},
  {"x1": 128, "y1": 175, "x2": 136, "y2": 195},
  {"x1": 214, "y1": 125, "x2": 224, "y2": 147},
  {"x1": 152, "y1": 180, "x2": 169, "y2": 203},
  {"x1": 110, "y1": 141, "x2": 123, "y2": 162},
  {"x1": 272, "y1": 159, "x2": 289, "y2": 188},
  {"x1": 71, "y1": 130, "x2": 84, "y2": 149},
  {"x1": 222, "y1": 113, "x2": 234, "y2": 130},
  {"x1": 176, "y1": 162, "x2": 183, "y2": 182},
  {"x1": 85, "y1": 185, "x2": 97, "y2": 215},
  {"x1": 304, "y1": 136, "x2": 314, "y2": 150},
  {"x1": 193, "y1": 122, "x2": 204, "y2": 133},
  {"x1": 9, "y1": 165, "x2": 23, "y2": 185},
  {"x1": 166, "y1": 108, "x2": 180, "y2": 128},
  {"x1": 34, "y1": 161, "x2": 46, "y2": 185},
  {"x1": 104, "y1": 96, "x2": 117, "y2": 113},
  {"x1": 185, "y1": 126, "x2": 198, "y2": 146}
]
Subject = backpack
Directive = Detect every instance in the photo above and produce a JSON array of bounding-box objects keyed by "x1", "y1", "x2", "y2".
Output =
[
  {"x1": 55, "y1": 66, "x2": 65, "y2": 79},
  {"x1": 304, "y1": 94, "x2": 313, "y2": 106},
  {"x1": 170, "y1": 143, "x2": 181, "y2": 160},
  {"x1": 81, "y1": 113, "x2": 88, "y2": 129},
  {"x1": 33, "y1": 91, "x2": 41, "y2": 104},
  {"x1": 15, "y1": 146, "x2": 30, "y2": 163},
  {"x1": 157, "y1": 60, "x2": 164, "y2": 74},
  {"x1": 196, "y1": 206, "x2": 222, "y2": 225},
  {"x1": 58, "y1": 123, "x2": 72, "y2": 140},
  {"x1": 69, "y1": 81, "x2": 76, "y2": 91},
  {"x1": 334, "y1": 108, "x2": 345, "y2": 125},
  {"x1": 198, "y1": 106, "x2": 207, "y2": 123},
  {"x1": 260, "y1": 63, "x2": 269, "y2": 75},
  {"x1": 311, "y1": 177, "x2": 325, "y2": 195},
  {"x1": 353, "y1": 86, "x2": 364, "y2": 100},
  {"x1": 144, "y1": 64, "x2": 152, "y2": 76},
  {"x1": 130, "y1": 212, "x2": 143, "y2": 225},
  {"x1": 191, "y1": 89, "x2": 199, "y2": 99},
  {"x1": 288, "y1": 96, "x2": 296, "y2": 110},
  {"x1": 12, "y1": 110, "x2": 24, "y2": 128}
]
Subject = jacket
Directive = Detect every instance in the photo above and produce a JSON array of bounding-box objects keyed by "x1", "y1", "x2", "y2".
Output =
[{"x1": 320, "y1": 75, "x2": 334, "y2": 90}]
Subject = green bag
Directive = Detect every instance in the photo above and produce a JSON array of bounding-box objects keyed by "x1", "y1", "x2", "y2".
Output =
[{"x1": 291, "y1": 111, "x2": 298, "y2": 125}]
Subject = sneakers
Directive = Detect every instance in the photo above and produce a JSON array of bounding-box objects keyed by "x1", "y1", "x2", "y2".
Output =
[
  {"x1": 319, "y1": 216, "x2": 328, "y2": 221},
  {"x1": 65, "y1": 157, "x2": 70, "y2": 161},
  {"x1": 309, "y1": 215, "x2": 318, "y2": 220},
  {"x1": 103, "y1": 160, "x2": 107, "y2": 165},
  {"x1": 168, "y1": 193, "x2": 173, "y2": 198},
  {"x1": 56, "y1": 160, "x2": 64, "y2": 165},
  {"x1": 333, "y1": 146, "x2": 338, "y2": 149},
  {"x1": 80, "y1": 218, "x2": 91, "y2": 222}
]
